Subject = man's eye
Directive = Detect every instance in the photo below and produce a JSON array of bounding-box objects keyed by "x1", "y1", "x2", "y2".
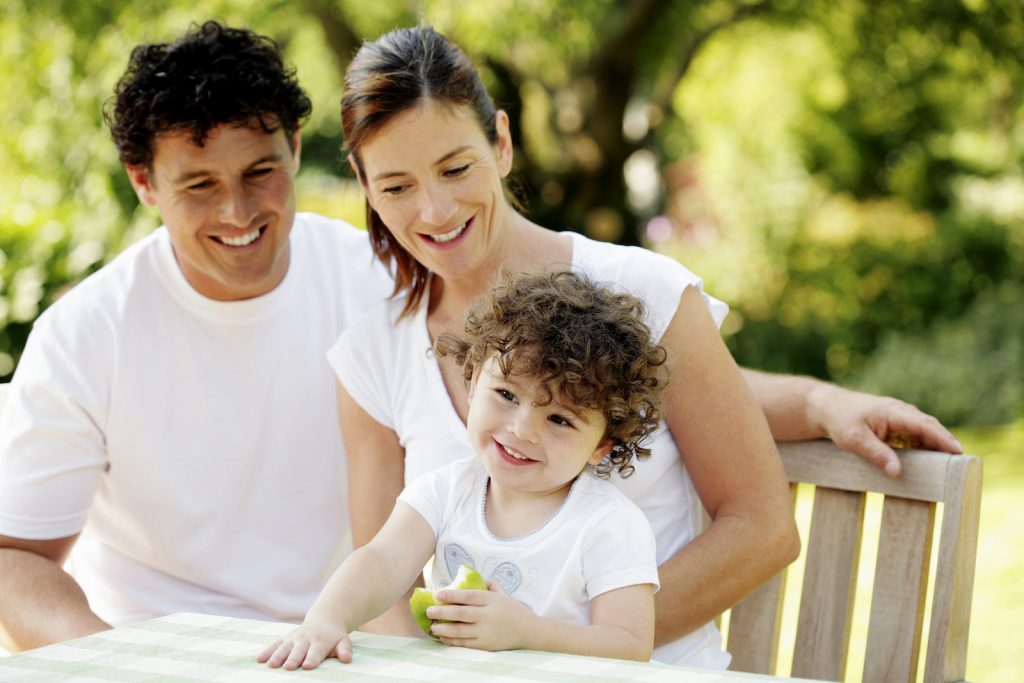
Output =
[
  {"x1": 248, "y1": 167, "x2": 273, "y2": 178},
  {"x1": 187, "y1": 181, "x2": 213, "y2": 191}
]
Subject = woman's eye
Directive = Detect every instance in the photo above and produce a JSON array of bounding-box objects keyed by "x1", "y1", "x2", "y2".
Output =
[
  {"x1": 381, "y1": 184, "x2": 406, "y2": 195},
  {"x1": 444, "y1": 164, "x2": 469, "y2": 177}
]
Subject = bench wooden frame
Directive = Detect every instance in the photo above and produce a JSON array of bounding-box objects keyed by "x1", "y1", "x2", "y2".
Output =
[{"x1": 725, "y1": 441, "x2": 982, "y2": 683}]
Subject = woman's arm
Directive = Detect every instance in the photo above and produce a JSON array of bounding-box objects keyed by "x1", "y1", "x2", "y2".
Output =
[
  {"x1": 429, "y1": 582, "x2": 655, "y2": 661},
  {"x1": 259, "y1": 503, "x2": 437, "y2": 669},
  {"x1": 335, "y1": 380, "x2": 423, "y2": 636},
  {"x1": 741, "y1": 369, "x2": 962, "y2": 477},
  {"x1": 655, "y1": 286, "x2": 800, "y2": 646}
]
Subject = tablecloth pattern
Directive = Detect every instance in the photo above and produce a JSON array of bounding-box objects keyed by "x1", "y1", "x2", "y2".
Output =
[{"x1": 0, "y1": 612, "x2": 779, "y2": 682}]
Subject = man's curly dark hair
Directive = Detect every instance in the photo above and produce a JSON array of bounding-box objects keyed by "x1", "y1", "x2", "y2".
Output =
[
  {"x1": 105, "y1": 21, "x2": 312, "y2": 168},
  {"x1": 435, "y1": 271, "x2": 668, "y2": 479}
]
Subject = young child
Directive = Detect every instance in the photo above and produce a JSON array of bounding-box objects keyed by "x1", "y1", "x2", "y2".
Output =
[{"x1": 259, "y1": 270, "x2": 668, "y2": 669}]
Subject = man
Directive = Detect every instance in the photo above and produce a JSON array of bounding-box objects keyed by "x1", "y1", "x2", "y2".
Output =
[
  {"x1": 0, "y1": 21, "x2": 393, "y2": 650},
  {"x1": 0, "y1": 20, "x2": 961, "y2": 654}
]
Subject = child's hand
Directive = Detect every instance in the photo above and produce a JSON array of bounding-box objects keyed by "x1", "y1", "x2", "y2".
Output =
[
  {"x1": 256, "y1": 619, "x2": 353, "y2": 670},
  {"x1": 428, "y1": 579, "x2": 536, "y2": 651}
]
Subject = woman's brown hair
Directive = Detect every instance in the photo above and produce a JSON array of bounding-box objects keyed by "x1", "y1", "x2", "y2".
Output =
[{"x1": 342, "y1": 26, "x2": 510, "y2": 318}]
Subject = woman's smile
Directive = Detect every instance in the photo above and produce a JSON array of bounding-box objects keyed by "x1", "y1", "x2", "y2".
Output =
[{"x1": 419, "y1": 216, "x2": 473, "y2": 247}]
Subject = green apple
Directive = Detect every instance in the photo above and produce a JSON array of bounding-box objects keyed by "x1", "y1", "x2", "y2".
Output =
[{"x1": 409, "y1": 564, "x2": 487, "y2": 636}]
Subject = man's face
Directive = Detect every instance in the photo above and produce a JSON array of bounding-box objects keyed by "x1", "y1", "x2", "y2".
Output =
[{"x1": 126, "y1": 123, "x2": 301, "y2": 301}]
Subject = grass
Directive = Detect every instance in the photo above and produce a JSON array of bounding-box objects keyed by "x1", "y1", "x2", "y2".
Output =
[{"x1": 956, "y1": 418, "x2": 1024, "y2": 683}]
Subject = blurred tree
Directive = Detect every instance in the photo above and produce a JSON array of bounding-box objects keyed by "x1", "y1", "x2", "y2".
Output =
[{"x1": 1, "y1": 0, "x2": 1022, "y2": 415}]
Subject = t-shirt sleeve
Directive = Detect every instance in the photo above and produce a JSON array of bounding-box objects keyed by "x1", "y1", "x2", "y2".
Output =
[
  {"x1": 581, "y1": 502, "x2": 660, "y2": 599},
  {"x1": 618, "y1": 247, "x2": 729, "y2": 341},
  {"x1": 396, "y1": 463, "x2": 454, "y2": 536},
  {"x1": 572, "y1": 235, "x2": 728, "y2": 342},
  {"x1": 0, "y1": 313, "x2": 109, "y2": 539},
  {"x1": 326, "y1": 306, "x2": 394, "y2": 429}
]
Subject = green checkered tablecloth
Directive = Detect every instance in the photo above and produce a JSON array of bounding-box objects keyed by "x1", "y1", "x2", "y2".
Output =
[{"x1": 0, "y1": 612, "x2": 790, "y2": 682}]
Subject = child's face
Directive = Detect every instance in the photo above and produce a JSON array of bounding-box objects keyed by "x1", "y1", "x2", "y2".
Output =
[{"x1": 466, "y1": 356, "x2": 612, "y2": 497}]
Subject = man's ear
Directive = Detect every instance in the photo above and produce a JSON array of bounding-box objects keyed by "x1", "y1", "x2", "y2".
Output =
[
  {"x1": 125, "y1": 165, "x2": 157, "y2": 207},
  {"x1": 289, "y1": 129, "x2": 303, "y2": 174},
  {"x1": 588, "y1": 440, "x2": 614, "y2": 467},
  {"x1": 494, "y1": 110, "x2": 514, "y2": 178}
]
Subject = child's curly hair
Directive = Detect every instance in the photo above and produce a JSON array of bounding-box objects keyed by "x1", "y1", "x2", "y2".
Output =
[{"x1": 435, "y1": 270, "x2": 668, "y2": 478}]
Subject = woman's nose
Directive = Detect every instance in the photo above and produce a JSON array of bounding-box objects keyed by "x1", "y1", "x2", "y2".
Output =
[{"x1": 418, "y1": 181, "x2": 457, "y2": 226}]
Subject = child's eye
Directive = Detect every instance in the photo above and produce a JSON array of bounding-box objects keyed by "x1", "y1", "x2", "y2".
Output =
[
  {"x1": 495, "y1": 389, "x2": 516, "y2": 403},
  {"x1": 548, "y1": 414, "x2": 574, "y2": 428},
  {"x1": 444, "y1": 164, "x2": 469, "y2": 177}
]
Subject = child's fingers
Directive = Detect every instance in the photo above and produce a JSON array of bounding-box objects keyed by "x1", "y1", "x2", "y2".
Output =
[
  {"x1": 427, "y1": 603, "x2": 478, "y2": 624},
  {"x1": 301, "y1": 642, "x2": 330, "y2": 669},
  {"x1": 256, "y1": 640, "x2": 281, "y2": 663},
  {"x1": 434, "y1": 588, "x2": 491, "y2": 605},
  {"x1": 430, "y1": 619, "x2": 470, "y2": 639},
  {"x1": 263, "y1": 640, "x2": 297, "y2": 669},
  {"x1": 437, "y1": 635, "x2": 474, "y2": 649},
  {"x1": 281, "y1": 641, "x2": 310, "y2": 670},
  {"x1": 333, "y1": 635, "x2": 354, "y2": 664}
]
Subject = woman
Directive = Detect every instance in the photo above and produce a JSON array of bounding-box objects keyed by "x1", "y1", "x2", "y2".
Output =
[{"x1": 327, "y1": 26, "x2": 960, "y2": 666}]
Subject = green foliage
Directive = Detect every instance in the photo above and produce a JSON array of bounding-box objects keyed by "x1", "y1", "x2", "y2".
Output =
[
  {"x1": 662, "y1": 7, "x2": 1023, "y2": 405},
  {"x1": 1, "y1": 0, "x2": 1022, "y2": 403},
  {"x1": 851, "y1": 281, "x2": 1024, "y2": 426}
]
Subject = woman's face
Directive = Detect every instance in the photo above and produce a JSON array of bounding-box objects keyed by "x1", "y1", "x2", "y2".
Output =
[{"x1": 354, "y1": 100, "x2": 514, "y2": 284}]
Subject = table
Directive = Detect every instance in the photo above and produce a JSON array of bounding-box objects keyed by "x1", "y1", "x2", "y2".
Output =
[{"x1": 0, "y1": 612, "x2": 814, "y2": 682}]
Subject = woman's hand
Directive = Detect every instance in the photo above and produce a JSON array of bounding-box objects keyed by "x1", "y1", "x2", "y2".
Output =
[
  {"x1": 806, "y1": 383, "x2": 963, "y2": 477},
  {"x1": 258, "y1": 619, "x2": 353, "y2": 670},
  {"x1": 427, "y1": 580, "x2": 536, "y2": 651}
]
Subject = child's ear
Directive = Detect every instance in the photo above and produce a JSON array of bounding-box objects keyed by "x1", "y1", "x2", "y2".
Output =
[{"x1": 588, "y1": 440, "x2": 614, "y2": 466}]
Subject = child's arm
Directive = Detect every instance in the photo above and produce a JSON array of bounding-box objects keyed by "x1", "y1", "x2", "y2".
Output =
[
  {"x1": 428, "y1": 581, "x2": 655, "y2": 661},
  {"x1": 257, "y1": 502, "x2": 435, "y2": 670}
]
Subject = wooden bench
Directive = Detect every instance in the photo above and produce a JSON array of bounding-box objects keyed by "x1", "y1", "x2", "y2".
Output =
[{"x1": 724, "y1": 441, "x2": 982, "y2": 683}]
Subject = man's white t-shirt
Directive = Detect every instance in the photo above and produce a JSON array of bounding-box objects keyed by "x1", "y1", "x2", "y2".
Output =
[
  {"x1": 0, "y1": 213, "x2": 392, "y2": 625},
  {"x1": 399, "y1": 457, "x2": 659, "y2": 627},
  {"x1": 328, "y1": 230, "x2": 733, "y2": 668}
]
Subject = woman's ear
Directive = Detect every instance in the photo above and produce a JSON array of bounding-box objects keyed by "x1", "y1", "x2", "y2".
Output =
[
  {"x1": 349, "y1": 154, "x2": 375, "y2": 209},
  {"x1": 494, "y1": 110, "x2": 514, "y2": 178},
  {"x1": 347, "y1": 153, "x2": 364, "y2": 185}
]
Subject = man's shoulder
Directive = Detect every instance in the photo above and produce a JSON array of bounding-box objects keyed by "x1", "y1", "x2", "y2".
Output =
[
  {"x1": 39, "y1": 229, "x2": 165, "y2": 325},
  {"x1": 292, "y1": 211, "x2": 387, "y2": 278},
  {"x1": 291, "y1": 212, "x2": 373, "y2": 252}
]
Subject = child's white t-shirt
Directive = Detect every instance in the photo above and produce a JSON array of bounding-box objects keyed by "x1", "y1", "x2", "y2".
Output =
[{"x1": 398, "y1": 457, "x2": 659, "y2": 627}]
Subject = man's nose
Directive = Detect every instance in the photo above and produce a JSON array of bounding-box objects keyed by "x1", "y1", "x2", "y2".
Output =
[{"x1": 219, "y1": 183, "x2": 259, "y2": 227}]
